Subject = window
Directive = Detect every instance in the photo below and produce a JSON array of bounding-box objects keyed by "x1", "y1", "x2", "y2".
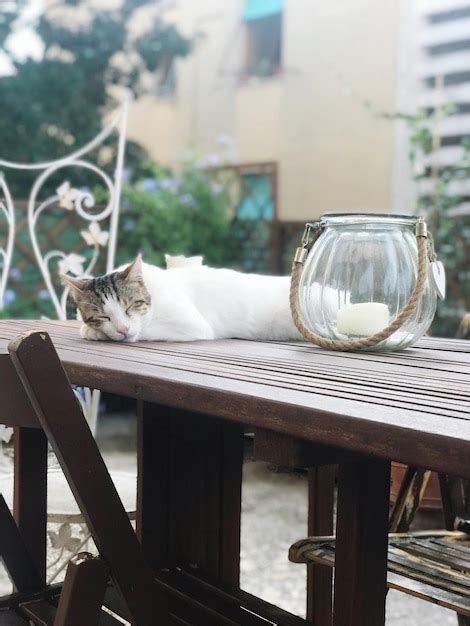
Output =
[
  {"x1": 156, "y1": 58, "x2": 176, "y2": 97},
  {"x1": 242, "y1": 0, "x2": 283, "y2": 78},
  {"x1": 237, "y1": 173, "x2": 274, "y2": 220}
]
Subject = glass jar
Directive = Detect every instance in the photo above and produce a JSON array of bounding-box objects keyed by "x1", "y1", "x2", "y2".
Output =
[{"x1": 298, "y1": 213, "x2": 437, "y2": 351}]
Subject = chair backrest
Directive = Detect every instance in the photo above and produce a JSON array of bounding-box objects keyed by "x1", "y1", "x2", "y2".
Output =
[{"x1": 3, "y1": 330, "x2": 165, "y2": 624}]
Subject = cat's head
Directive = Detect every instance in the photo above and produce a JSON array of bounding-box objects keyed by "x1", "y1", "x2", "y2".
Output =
[{"x1": 62, "y1": 256, "x2": 150, "y2": 342}]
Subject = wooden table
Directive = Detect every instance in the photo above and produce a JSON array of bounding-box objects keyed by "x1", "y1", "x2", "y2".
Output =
[{"x1": 0, "y1": 319, "x2": 468, "y2": 626}]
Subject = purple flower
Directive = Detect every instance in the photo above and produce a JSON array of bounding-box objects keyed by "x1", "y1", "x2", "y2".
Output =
[
  {"x1": 141, "y1": 178, "x2": 159, "y2": 192},
  {"x1": 9, "y1": 267, "x2": 22, "y2": 280},
  {"x1": 216, "y1": 133, "x2": 233, "y2": 147},
  {"x1": 159, "y1": 178, "x2": 179, "y2": 192},
  {"x1": 179, "y1": 194, "x2": 194, "y2": 206},
  {"x1": 4, "y1": 289, "x2": 15, "y2": 304},
  {"x1": 38, "y1": 289, "x2": 51, "y2": 300},
  {"x1": 123, "y1": 219, "x2": 135, "y2": 231},
  {"x1": 206, "y1": 154, "x2": 220, "y2": 166},
  {"x1": 198, "y1": 154, "x2": 220, "y2": 168}
]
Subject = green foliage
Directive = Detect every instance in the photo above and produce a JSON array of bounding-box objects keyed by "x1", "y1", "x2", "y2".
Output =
[
  {"x1": 0, "y1": 1, "x2": 191, "y2": 194},
  {"x1": 0, "y1": 154, "x2": 244, "y2": 321},
  {"x1": 387, "y1": 106, "x2": 470, "y2": 337},
  {"x1": 0, "y1": 1, "x2": 196, "y2": 320},
  {"x1": 115, "y1": 158, "x2": 237, "y2": 268}
]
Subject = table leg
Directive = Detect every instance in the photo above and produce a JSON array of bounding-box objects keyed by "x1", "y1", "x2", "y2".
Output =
[
  {"x1": 307, "y1": 466, "x2": 336, "y2": 625},
  {"x1": 333, "y1": 459, "x2": 390, "y2": 626},
  {"x1": 137, "y1": 402, "x2": 244, "y2": 586},
  {"x1": 13, "y1": 427, "x2": 48, "y2": 583}
]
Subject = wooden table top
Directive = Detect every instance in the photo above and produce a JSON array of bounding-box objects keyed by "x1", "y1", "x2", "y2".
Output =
[{"x1": 0, "y1": 320, "x2": 469, "y2": 477}]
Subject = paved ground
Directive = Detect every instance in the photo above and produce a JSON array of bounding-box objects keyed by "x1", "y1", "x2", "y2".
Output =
[{"x1": 0, "y1": 414, "x2": 459, "y2": 625}]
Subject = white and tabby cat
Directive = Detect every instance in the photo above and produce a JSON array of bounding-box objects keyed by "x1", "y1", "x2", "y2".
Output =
[{"x1": 62, "y1": 256, "x2": 301, "y2": 342}]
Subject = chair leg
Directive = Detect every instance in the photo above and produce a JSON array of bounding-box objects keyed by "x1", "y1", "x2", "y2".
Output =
[
  {"x1": 54, "y1": 553, "x2": 109, "y2": 626},
  {"x1": 439, "y1": 473, "x2": 470, "y2": 531},
  {"x1": 0, "y1": 493, "x2": 42, "y2": 594},
  {"x1": 9, "y1": 332, "x2": 168, "y2": 625},
  {"x1": 13, "y1": 427, "x2": 48, "y2": 582},
  {"x1": 389, "y1": 467, "x2": 431, "y2": 533},
  {"x1": 333, "y1": 460, "x2": 390, "y2": 626},
  {"x1": 307, "y1": 466, "x2": 335, "y2": 625},
  {"x1": 438, "y1": 474, "x2": 470, "y2": 626}
]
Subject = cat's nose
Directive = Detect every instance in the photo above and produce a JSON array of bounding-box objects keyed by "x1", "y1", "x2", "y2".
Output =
[{"x1": 116, "y1": 324, "x2": 130, "y2": 337}]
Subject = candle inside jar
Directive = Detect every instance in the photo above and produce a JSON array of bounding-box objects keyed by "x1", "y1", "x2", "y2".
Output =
[{"x1": 336, "y1": 303, "x2": 390, "y2": 336}]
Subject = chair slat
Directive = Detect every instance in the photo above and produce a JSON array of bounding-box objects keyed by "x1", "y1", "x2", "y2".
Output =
[
  {"x1": 103, "y1": 586, "x2": 132, "y2": 622},
  {"x1": 431, "y1": 538, "x2": 470, "y2": 555},
  {"x1": 156, "y1": 567, "x2": 311, "y2": 626},
  {"x1": 54, "y1": 553, "x2": 109, "y2": 626},
  {"x1": 289, "y1": 533, "x2": 470, "y2": 617},
  {"x1": 19, "y1": 599, "x2": 56, "y2": 625},
  {"x1": 0, "y1": 608, "x2": 30, "y2": 624},
  {"x1": 394, "y1": 538, "x2": 470, "y2": 572},
  {"x1": 388, "y1": 548, "x2": 470, "y2": 597},
  {"x1": 387, "y1": 571, "x2": 470, "y2": 616},
  {"x1": 19, "y1": 600, "x2": 124, "y2": 626},
  {"x1": 97, "y1": 609, "x2": 126, "y2": 626}
]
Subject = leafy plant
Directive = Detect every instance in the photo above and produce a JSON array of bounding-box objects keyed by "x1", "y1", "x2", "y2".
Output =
[
  {"x1": 384, "y1": 106, "x2": 470, "y2": 337},
  {"x1": 113, "y1": 157, "x2": 238, "y2": 268},
  {"x1": 0, "y1": 1, "x2": 191, "y2": 195}
]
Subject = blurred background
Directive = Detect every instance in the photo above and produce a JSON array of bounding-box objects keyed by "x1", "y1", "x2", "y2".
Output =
[
  {"x1": 0, "y1": 0, "x2": 468, "y2": 337},
  {"x1": 0, "y1": 3, "x2": 469, "y2": 624}
]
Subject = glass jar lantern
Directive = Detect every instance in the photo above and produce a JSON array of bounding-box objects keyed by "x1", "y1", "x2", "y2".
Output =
[{"x1": 292, "y1": 213, "x2": 439, "y2": 352}]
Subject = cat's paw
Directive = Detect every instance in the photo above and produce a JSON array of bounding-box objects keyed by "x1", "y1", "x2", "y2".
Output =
[{"x1": 80, "y1": 324, "x2": 107, "y2": 341}]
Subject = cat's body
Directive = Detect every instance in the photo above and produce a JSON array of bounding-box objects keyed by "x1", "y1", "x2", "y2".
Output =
[
  {"x1": 63, "y1": 257, "x2": 302, "y2": 343},
  {"x1": 137, "y1": 263, "x2": 300, "y2": 341}
]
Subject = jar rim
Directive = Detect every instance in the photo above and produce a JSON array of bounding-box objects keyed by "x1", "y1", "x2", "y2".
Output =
[{"x1": 321, "y1": 212, "x2": 417, "y2": 227}]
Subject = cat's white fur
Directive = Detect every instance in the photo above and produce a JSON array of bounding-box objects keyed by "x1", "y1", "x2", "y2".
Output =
[
  {"x1": 82, "y1": 256, "x2": 302, "y2": 342},
  {"x1": 165, "y1": 254, "x2": 204, "y2": 268}
]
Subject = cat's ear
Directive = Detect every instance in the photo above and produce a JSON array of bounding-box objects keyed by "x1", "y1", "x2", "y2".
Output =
[
  {"x1": 122, "y1": 255, "x2": 144, "y2": 282},
  {"x1": 61, "y1": 274, "x2": 88, "y2": 292}
]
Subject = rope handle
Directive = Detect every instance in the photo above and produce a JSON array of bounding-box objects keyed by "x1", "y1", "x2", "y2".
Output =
[{"x1": 289, "y1": 218, "x2": 430, "y2": 351}]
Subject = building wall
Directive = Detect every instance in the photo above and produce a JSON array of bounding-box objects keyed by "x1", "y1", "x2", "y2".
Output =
[{"x1": 127, "y1": 0, "x2": 403, "y2": 220}]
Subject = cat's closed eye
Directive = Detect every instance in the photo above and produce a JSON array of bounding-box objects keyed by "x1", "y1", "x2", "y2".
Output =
[
  {"x1": 127, "y1": 300, "x2": 147, "y2": 313},
  {"x1": 85, "y1": 316, "x2": 110, "y2": 326}
]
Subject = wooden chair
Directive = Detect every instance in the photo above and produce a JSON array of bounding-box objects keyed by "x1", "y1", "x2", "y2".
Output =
[
  {"x1": 0, "y1": 330, "x2": 167, "y2": 625},
  {"x1": 254, "y1": 429, "x2": 470, "y2": 624},
  {"x1": 290, "y1": 464, "x2": 470, "y2": 625}
]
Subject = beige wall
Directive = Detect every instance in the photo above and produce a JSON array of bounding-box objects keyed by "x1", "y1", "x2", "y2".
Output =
[{"x1": 127, "y1": 0, "x2": 402, "y2": 220}]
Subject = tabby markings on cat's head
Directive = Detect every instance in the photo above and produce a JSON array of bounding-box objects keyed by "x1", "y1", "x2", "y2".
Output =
[{"x1": 61, "y1": 256, "x2": 151, "y2": 342}]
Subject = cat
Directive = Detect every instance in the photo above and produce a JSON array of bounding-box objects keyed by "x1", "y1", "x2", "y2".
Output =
[{"x1": 62, "y1": 255, "x2": 302, "y2": 342}]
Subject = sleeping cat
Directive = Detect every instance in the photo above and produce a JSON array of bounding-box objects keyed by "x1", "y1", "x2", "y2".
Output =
[{"x1": 62, "y1": 256, "x2": 302, "y2": 342}]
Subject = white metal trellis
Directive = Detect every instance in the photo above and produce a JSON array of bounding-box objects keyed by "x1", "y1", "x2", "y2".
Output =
[
  {"x1": 0, "y1": 97, "x2": 129, "y2": 430},
  {"x1": 0, "y1": 173, "x2": 15, "y2": 310}
]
